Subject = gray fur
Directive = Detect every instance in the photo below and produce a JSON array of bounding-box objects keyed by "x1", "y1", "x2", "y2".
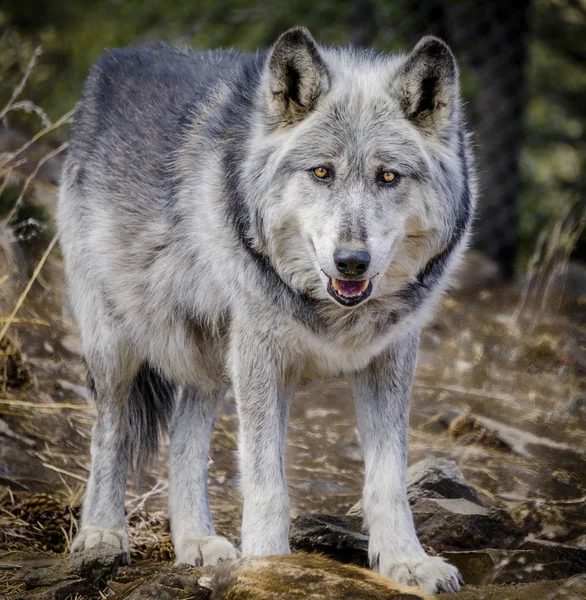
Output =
[{"x1": 58, "y1": 27, "x2": 474, "y2": 594}]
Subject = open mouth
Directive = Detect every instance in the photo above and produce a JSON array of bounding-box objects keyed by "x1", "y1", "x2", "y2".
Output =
[{"x1": 326, "y1": 277, "x2": 373, "y2": 307}]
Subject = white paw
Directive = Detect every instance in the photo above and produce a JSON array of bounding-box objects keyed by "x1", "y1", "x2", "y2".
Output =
[
  {"x1": 70, "y1": 527, "x2": 130, "y2": 564},
  {"x1": 174, "y1": 535, "x2": 240, "y2": 566},
  {"x1": 376, "y1": 554, "x2": 463, "y2": 594}
]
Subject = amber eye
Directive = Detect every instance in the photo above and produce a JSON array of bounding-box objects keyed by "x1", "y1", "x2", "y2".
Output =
[
  {"x1": 381, "y1": 171, "x2": 397, "y2": 184},
  {"x1": 312, "y1": 166, "x2": 331, "y2": 181}
]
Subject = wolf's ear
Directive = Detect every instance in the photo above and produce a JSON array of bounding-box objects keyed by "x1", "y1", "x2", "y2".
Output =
[
  {"x1": 266, "y1": 27, "x2": 329, "y2": 126},
  {"x1": 393, "y1": 36, "x2": 459, "y2": 134}
]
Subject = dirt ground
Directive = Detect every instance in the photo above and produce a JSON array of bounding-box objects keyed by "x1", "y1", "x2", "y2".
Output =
[{"x1": 0, "y1": 238, "x2": 585, "y2": 596}]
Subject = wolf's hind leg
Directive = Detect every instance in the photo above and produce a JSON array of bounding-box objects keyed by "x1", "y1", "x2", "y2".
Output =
[
  {"x1": 169, "y1": 387, "x2": 239, "y2": 566},
  {"x1": 71, "y1": 337, "x2": 139, "y2": 564}
]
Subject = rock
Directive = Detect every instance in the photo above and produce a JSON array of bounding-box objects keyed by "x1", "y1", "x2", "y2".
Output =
[
  {"x1": 347, "y1": 457, "x2": 483, "y2": 517},
  {"x1": 20, "y1": 545, "x2": 122, "y2": 591},
  {"x1": 452, "y1": 576, "x2": 586, "y2": 600},
  {"x1": 290, "y1": 514, "x2": 368, "y2": 567},
  {"x1": 122, "y1": 572, "x2": 211, "y2": 600},
  {"x1": 412, "y1": 498, "x2": 525, "y2": 552},
  {"x1": 210, "y1": 553, "x2": 424, "y2": 599},
  {"x1": 444, "y1": 411, "x2": 580, "y2": 461},
  {"x1": 443, "y1": 542, "x2": 586, "y2": 585},
  {"x1": 406, "y1": 457, "x2": 483, "y2": 505},
  {"x1": 520, "y1": 538, "x2": 586, "y2": 573},
  {"x1": 83, "y1": 554, "x2": 423, "y2": 600},
  {"x1": 16, "y1": 577, "x2": 90, "y2": 600},
  {"x1": 448, "y1": 413, "x2": 512, "y2": 452}
]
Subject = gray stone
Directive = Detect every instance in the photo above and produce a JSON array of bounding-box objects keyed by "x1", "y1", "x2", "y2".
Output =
[
  {"x1": 15, "y1": 577, "x2": 89, "y2": 600},
  {"x1": 347, "y1": 457, "x2": 483, "y2": 517},
  {"x1": 123, "y1": 573, "x2": 211, "y2": 600},
  {"x1": 20, "y1": 545, "x2": 122, "y2": 590},
  {"x1": 412, "y1": 498, "x2": 525, "y2": 552},
  {"x1": 452, "y1": 576, "x2": 586, "y2": 600},
  {"x1": 443, "y1": 542, "x2": 586, "y2": 585},
  {"x1": 290, "y1": 514, "x2": 368, "y2": 567},
  {"x1": 406, "y1": 457, "x2": 483, "y2": 505},
  {"x1": 209, "y1": 553, "x2": 424, "y2": 600}
]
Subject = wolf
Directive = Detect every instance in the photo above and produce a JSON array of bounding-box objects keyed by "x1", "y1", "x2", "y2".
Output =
[{"x1": 57, "y1": 27, "x2": 473, "y2": 594}]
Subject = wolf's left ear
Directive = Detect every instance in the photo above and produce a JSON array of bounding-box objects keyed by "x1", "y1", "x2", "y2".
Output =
[
  {"x1": 393, "y1": 36, "x2": 459, "y2": 134},
  {"x1": 266, "y1": 27, "x2": 329, "y2": 127}
]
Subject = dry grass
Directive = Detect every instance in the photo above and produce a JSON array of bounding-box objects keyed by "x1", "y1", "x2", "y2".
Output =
[
  {"x1": 0, "y1": 41, "x2": 71, "y2": 352},
  {"x1": 0, "y1": 488, "x2": 176, "y2": 562},
  {"x1": 514, "y1": 204, "x2": 586, "y2": 329},
  {"x1": 0, "y1": 334, "x2": 30, "y2": 396}
]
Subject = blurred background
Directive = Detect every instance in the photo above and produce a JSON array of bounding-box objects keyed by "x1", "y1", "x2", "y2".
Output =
[
  {"x1": 0, "y1": 0, "x2": 585, "y2": 591},
  {"x1": 0, "y1": 0, "x2": 584, "y2": 274}
]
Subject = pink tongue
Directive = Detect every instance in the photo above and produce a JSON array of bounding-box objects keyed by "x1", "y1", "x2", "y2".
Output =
[{"x1": 337, "y1": 280, "x2": 366, "y2": 296}]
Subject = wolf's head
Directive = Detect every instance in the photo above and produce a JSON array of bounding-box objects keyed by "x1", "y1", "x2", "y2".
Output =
[{"x1": 244, "y1": 27, "x2": 471, "y2": 310}]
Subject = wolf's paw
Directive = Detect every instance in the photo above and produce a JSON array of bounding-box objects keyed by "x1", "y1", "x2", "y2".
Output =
[
  {"x1": 377, "y1": 555, "x2": 463, "y2": 594},
  {"x1": 70, "y1": 527, "x2": 130, "y2": 564},
  {"x1": 174, "y1": 535, "x2": 240, "y2": 566}
]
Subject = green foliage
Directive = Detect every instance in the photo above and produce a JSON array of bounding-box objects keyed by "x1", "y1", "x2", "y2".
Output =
[{"x1": 519, "y1": 0, "x2": 585, "y2": 263}]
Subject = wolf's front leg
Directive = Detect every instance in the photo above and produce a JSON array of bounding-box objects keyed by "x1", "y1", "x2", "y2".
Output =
[
  {"x1": 169, "y1": 386, "x2": 240, "y2": 565},
  {"x1": 351, "y1": 330, "x2": 462, "y2": 594},
  {"x1": 231, "y1": 326, "x2": 292, "y2": 557}
]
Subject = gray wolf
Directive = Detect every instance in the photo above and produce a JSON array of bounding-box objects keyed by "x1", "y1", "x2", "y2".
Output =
[{"x1": 57, "y1": 27, "x2": 473, "y2": 594}]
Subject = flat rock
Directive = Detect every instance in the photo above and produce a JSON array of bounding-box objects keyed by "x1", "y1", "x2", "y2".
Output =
[
  {"x1": 121, "y1": 572, "x2": 211, "y2": 600},
  {"x1": 15, "y1": 577, "x2": 90, "y2": 600},
  {"x1": 19, "y1": 546, "x2": 122, "y2": 591},
  {"x1": 413, "y1": 498, "x2": 525, "y2": 552},
  {"x1": 100, "y1": 554, "x2": 424, "y2": 599},
  {"x1": 296, "y1": 498, "x2": 526, "y2": 564},
  {"x1": 347, "y1": 457, "x2": 483, "y2": 517},
  {"x1": 405, "y1": 457, "x2": 483, "y2": 505},
  {"x1": 452, "y1": 576, "x2": 586, "y2": 600},
  {"x1": 209, "y1": 553, "x2": 424, "y2": 599},
  {"x1": 290, "y1": 514, "x2": 368, "y2": 566},
  {"x1": 444, "y1": 545, "x2": 586, "y2": 585}
]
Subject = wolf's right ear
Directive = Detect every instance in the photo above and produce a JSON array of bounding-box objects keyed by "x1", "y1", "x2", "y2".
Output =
[{"x1": 266, "y1": 27, "x2": 329, "y2": 127}]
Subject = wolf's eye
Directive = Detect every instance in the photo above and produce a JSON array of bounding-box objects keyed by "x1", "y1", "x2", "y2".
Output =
[
  {"x1": 312, "y1": 166, "x2": 331, "y2": 182},
  {"x1": 380, "y1": 171, "x2": 398, "y2": 185}
]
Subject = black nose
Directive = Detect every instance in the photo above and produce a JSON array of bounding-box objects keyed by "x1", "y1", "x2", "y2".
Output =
[{"x1": 334, "y1": 248, "x2": 371, "y2": 276}]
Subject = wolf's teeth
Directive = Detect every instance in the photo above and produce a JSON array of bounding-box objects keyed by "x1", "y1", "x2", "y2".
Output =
[{"x1": 331, "y1": 278, "x2": 370, "y2": 297}]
